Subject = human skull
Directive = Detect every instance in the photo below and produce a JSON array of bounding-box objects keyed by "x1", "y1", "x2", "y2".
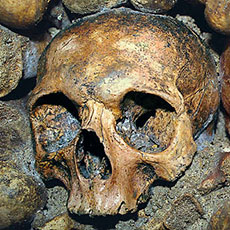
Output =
[{"x1": 28, "y1": 8, "x2": 219, "y2": 215}]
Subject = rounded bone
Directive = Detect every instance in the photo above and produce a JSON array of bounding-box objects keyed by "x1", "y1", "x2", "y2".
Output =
[
  {"x1": 0, "y1": 0, "x2": 50, "y2": 29},
  {"x1": 62, "y1": 0, "x2": 127, "y2": 15},
  {"x1": 130, "y1": 0, "x2": 177, "y2": 14},
  {"x1": 205, "y1": 0, "x2": 230, "y2": 34},
  {"x1": 0, "y1": 25, "x2": 28, "y2": 97},
  {"x1": 0, "y1": 164, "x2": 46, "y2": 229},
  {"x1": 191, "y1": 0, "x2": 230, "y2": 34},
  {"x1": 0, "y1": 101, "x2": 46, "y2": 229},
  {"x1": 28, "y1": 8, "x2": 219, "y2": 215},
  {"x1": 221, "y1": 39, "x2": 230, "y2": 134}
]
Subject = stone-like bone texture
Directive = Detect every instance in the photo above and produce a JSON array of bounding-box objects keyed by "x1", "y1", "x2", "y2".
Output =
[
  {"x1": 28, "y1": 8, "x2": 219, "y2": 216},
  {"x1": 207, "y1": 200, "x2": 230, "y2": 230},
  {"x1": 130, "y1": 0, "x2": 177, "y2": 13},
  {"x1": 62, "y1": 0, "x2": 127, "y2": 15},
  {"x1": 0, "y1": 100, "x2": 46, "y2": 229},
  {"x1": 164, "y1": 194, "x2": 203, "y2": 230},
  {"x1": 221, "y1": 39, "x2": 230, "y2": 133},
  {"x1": 0, "y1": 25, "x2": 29, "y2": 97}
]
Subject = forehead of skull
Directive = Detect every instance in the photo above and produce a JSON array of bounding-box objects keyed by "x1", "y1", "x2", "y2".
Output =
[{"x1": 32, "y1": 9, "x2": 193, "y2": 115}]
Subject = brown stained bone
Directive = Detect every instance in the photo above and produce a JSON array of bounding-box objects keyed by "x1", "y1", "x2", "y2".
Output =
[
  {"x1": 36, "y1": 212, "x2": 78, "y2": 230},
  {"x1": 62, "y1": 0, "x2": 127, "y2": 15},
  {"x1": 198, "y1": 152, "x2": 230, "y2": 194},
  {"x1": 0, "y1": 25, "x2": 29, "y2": 97},
  {"x1": 188, "y1": 0, "x2": 230, "y2": 34},
  {"x1": 221, "y1": 39, "x2": 230, "y2": 134},
  {"x1": 130, "y1": 0, "x2": 177, "y2": 14},
  {"x1": 204, "y1": 0, "x2": 230, "y2": 34},
  {"x1": 207, "y1": 200, "x2": 230, "y2": 230},
  {"x1": 0, "y1": 164, "x2": 46, "y2": 229},
  {"x1": 28, "y1": 8, "x2": 219, "y2": 215},
  {"x1": 195, "y1": 0, "x2": 230, "y2": 34},
  {"x1": 0, "y1": 0, "x2": 51, "y2": 29}
]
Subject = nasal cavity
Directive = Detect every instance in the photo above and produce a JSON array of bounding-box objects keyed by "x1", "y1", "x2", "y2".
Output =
[{"x1": 75, "y1": 130, "x2": 112, "y2": 180}]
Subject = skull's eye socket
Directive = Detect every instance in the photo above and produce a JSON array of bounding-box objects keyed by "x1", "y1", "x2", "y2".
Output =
[
  {"x1": 116, "y1": 91, "x2": 176, "y2": 153},
  {"x1": 30, "y1": 93, "x2": 81, "y2": 153}
]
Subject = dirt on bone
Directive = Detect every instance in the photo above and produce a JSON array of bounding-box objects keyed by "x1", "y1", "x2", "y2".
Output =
[
  {"x1": 31, "y1": 104, "x2": 81, "y2": 153},
  {"x1": 116, "y1": 91, "x2": 176, "y2": 153},
  {"x1": 76, "y1": 130, "x2": 112, "y2": 180}
]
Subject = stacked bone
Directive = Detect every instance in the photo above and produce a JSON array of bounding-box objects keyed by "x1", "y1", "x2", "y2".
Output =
[
  {"x1": 195, "y1": 0, "x2": 230, "y2": 229},
  {"x1": 0, "y1": 0, "x2": 52, "y2": 229},
  {"x1": 1, "y1": 0, "x2": 230, "y2": 229}
]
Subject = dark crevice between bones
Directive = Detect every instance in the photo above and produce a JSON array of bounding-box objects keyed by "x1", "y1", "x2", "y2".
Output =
[
  {"x1": 136, "y1": 163, "x2": 156, "y2": 204},
  {"x1": 137, "y1": 163, "x2": 156, "y2": 181},
  {"x1": 69, "y1": 210, "x2": 139, "y2": 230},
  {"x1": 135, "y1": 110, "x2": 156, "y2": 128},
  {"x1": 1, "y1": 77, "x2": 36, "y2": 101},
  {"x1": 69, "y1": 199, "x2": 148, "y2": 229},
  {"x1": 116, "y1": 91, "x2": 176, "y2": 153},
  {"x1": 76, "y1": 130, "x2": 112, "y2": 180}
]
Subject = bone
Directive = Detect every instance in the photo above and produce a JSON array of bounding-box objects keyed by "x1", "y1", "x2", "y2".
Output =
[
  {"x1": 190, "y1": 0, "x2": 230, "y2": 34},
  {"x1": 0, "y1": 25, "x2": 29, "y2": 97},
  {"x1": 62, "y1": 0, "x2": 127, "y2": 15},
  {"x1": 0, "y1": 0, "x2": 50, "y2": 29},
  {"x1": 31, "y1": 104, "x2": 81, "y2": 153},
  {"x1": 198, "y1": 152, "x2": 230, "y2": 194},
  {"x1": 204, "y1": 0, "x2": 230, "y2": 34},
  {"x1": 130, "y1": 0, "x2": 177, "y2": 13},
  {"x1": 0, "y1": 100, "x2": 46, "y2": 229},
  {"x1": 28, "y1": 8, "x2": 219, "y2": 216},
  {"x1": 221, "y1": 38, "x2": 230, "y2": 134},
  {"x1": 208, "y1": 200, "x2": 230, "y2": 230},
  {"x1": 36, "y1": 212, "x2": 79, "y2": 230},
  {"x1": 0, "y1": 0, "x2": 228, "y2": 228}
]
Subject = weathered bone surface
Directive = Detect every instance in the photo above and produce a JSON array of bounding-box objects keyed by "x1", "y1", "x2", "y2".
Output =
[
  {"x1": 221, "y1": 39, "x2": 230, "y2": 134},
  {"x1": 208, "y1": 200, "x2": 230, "y2": 230},
  {"x1": 62, "y1": 0, "x2": 127, "y2": 15},
  {"x1": 130, "y1": 0, "x2": 177, "y2": 14},
  {"x1": 194, "y1": 0, "x2": 230, "y2": 34},
  {"x1": 28, "y1": 8, "x2": 219, "y2": 215},
  {"x1": 205, "y1": 0, "x2": 230, "y2": 34},
  {"x1": 0, "y1": 25, "x2": 28, "y2": 97},
  {"x1": 0, "y1": 0, "x2": 50, "y2": 29},
  {"x1": 0, "y1": 100, "x2": 46, "y2": 229}
]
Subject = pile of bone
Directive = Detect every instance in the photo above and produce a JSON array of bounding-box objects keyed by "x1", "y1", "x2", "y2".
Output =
[{"x1": 0, "y1": 0, "x2": 230, "y2": 229}]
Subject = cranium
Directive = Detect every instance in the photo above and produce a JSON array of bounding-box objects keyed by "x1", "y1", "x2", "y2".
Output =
[{"x1": 28, "y1": 8, "x2": 219, "y2": 215}]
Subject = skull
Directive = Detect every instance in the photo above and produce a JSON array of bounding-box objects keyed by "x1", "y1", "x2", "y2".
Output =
[{"x1": 28, "y1": 8, "x2": 219, "y2": 215}]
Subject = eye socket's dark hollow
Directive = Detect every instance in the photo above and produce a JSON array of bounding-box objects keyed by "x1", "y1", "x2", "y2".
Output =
[
  {"x1": 116, "y1": 91, "x2": 176, "y2": 153},
  {"x1": 31, "y1": 92, "x2": 81, "y2": 153},
  {"x1": 32, "y1": 92, "x2": 79, "y2": 120},
  {"x1": 135, "y1": 110, "x2": 156, "y2": 128},
  {"x1": 76, "y1": 130, "x2": 112, "y2": 180}
]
